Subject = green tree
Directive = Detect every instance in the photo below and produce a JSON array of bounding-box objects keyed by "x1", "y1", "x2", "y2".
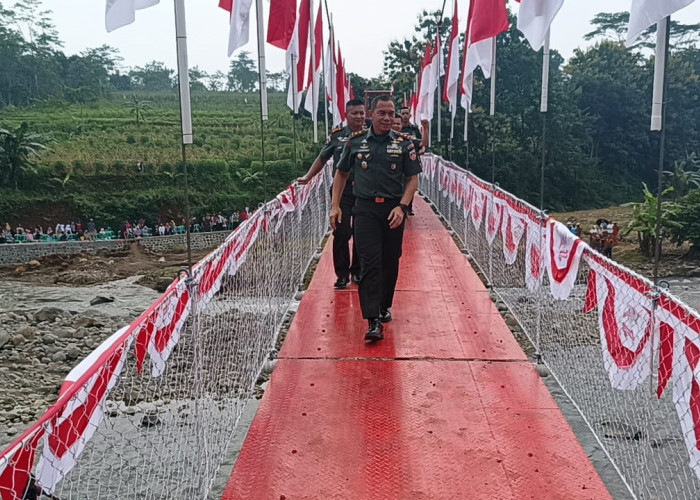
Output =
[
  {"x1": 623, "y1": 184, "x2": 682, "y2": 258},
  {"x1": 664, "y1": 153, "x2": 700, "y2": 200},
  {"x1": 0, "y1": 122, "x2": 49, "y2": 189},
  {"x1": 670, "y1": 188, "x2": 700, "y2": 259},
  {"x1": 129, "y1": 61, "x2": 174, "y2": 90},
  {"x1": 585, "y1": 12, "x2": 700, "y2": 50},
  {"x1": 227, "y1": 51, "x2": 258, "y2": 92},
  {"x1": 123, "y1": 95, "x2": 153, "y2": 127}
]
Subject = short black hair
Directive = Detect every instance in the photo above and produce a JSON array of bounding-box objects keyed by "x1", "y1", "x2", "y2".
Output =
[
  {"x1": 371, "y1": 94, "x2": 394, "y2": 110},
  {"x1": 400, "y1": 106, "x2": 409, "y2": 111},
  {"x1": 346, "y1": 98, "x2": 364, "y2": 109}
]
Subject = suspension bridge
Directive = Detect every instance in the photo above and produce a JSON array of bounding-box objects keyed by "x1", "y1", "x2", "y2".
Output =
[{"x1": 1, "y1": 155, "x2": 699, "y2": 499}]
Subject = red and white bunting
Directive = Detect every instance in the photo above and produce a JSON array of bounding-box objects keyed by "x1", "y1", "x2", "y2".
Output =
[
  {"x1": 148, "y1": 281, "x2": 191, "y2": 377},
  {"x1": 0, "y1": 429, "x2": 44, "y2": 500},
  {"x1": 654, "y1": 298, "x2": 700, "y2": 480},
  {"x1": 36, "y1": 329, "x2": 133, "y2": 493},
  {"x1": 584, "y1": 256, "x2": 655, "y2": 390},
  {"x1": 525, "y1": 216, "x2": 546, "y2": 292},
  {"x1": 484, "y1": 195, "x2": 502, "y2": 246},
  {"x1": 469, "y1": 183, "x2": 488, "y2": 231},
  {"x1": 545, "y1": 219, "x2": 585, "y2": 300},
  {"x1": 500, "y1": 201, "x2": 527, "y2": 265}
]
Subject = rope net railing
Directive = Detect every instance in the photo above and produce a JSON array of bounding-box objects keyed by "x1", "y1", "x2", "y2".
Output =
[
  {"x1": 0, "y1": 165, "x2": 334, "y2": 500},
  {"x1": 420, "y1": 153, "x2": 700, "y2": 499}
]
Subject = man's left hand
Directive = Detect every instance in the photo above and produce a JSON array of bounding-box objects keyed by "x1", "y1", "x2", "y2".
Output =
[{"x1": 388, "y1": 207, "x2": 405, "y2": 229}]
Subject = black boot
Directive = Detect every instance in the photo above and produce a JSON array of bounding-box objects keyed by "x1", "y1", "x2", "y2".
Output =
[
  {"x1": 379, "y1": 308, "x2": 392, "y2": 323},
  {"x1": 364, "y1": 318, "x2": 384, "y2": 343}
]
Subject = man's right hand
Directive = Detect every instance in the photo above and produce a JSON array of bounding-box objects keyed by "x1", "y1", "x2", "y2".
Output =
[
  {"x1": 296, "y1": 176, "x2": 310, "y2": 185},
  {"x1": 329, "y1": 206, "x2": 342, "y2": 231}
]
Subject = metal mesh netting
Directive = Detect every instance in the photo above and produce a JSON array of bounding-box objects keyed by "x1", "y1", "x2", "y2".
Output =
[
  {"x1": 420, "y1": 154, "x2": 700, "y2": 500},
  {"x1": 0, "y1": 166, "x2": 333, "y2": 499}
]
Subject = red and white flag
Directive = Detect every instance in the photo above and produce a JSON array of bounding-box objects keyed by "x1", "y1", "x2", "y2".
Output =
[
  {"x1": 303, "y1": 3, "x2": 323, "y2": 114},
  {"x1": 460, "y1": 0, "x2": 508, "y2": 111},
  {"x1": 484, "y1": 196, "x2": 502, "y2": 246},
  {"x1": 500, "y1": 199, "x2": 528, "y2": 265},
  {"x1": 285, "y1": 0, "x2": 309, "y2": 112},
  {"x1": 0, "y1": 428, "x2": 43, "y2": 499},
  {"x1": 416, "y1": 42, "x2": 434, "y2": 121},
  {"x1": 36, "y1": 328, "x2": 133, "y2": 493},
  {"x1": 267, "y1": 0, "x2": 297, "y2": 49},
  {"x1": 545, "y1": 219, "x2": 585, "y2": 300},
  {"x1": 336, "y1": 45, "x2": 347, "y2": 123},
  {"x1": 444, "y1": 0, "x2": 461, "y2": 119},
  {"x1": 654, "y1": 298, "x2": 700, "y2": 479},
  {"x1": 468, "y1": 176, "x2": 490, "y2": 231},
  {"x1": 516, "y1": 0, "x2": 564, "y2": 51},
  {"x1": 220, "y1": 0, "x2": 254, "y2": 56},
  {"x1": 105, "y1": 0, "x2": 158, "y2": 32},
  {"x1": 627, "y1": 0, "x2": 696, "y2": 46},
  {"x1": 324, "y1": 27, "x2": 341, "y2": 126},
  {"x1": 525, "y1": 215, "x2": 546, "y2": 292},
  {"x1": 148, "y1": 282, "x2": 191, "y2": 376},
  {"x1": 584, "y1": 255, "x2": 655, "y2": 390}
]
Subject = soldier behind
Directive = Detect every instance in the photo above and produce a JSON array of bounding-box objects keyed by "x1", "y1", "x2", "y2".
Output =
[
  {"x1": 332, "y1": 95, "x2": 422, "y2": 343},
  {"x1": 400, "y1": 106, "x2": 422, "y2": 142},
  {"x1": 298, "y1": 99, "x2": 367, "y2": 289}
]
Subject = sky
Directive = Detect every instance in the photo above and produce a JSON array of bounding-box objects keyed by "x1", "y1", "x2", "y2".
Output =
[{"x1": 35, "y1": 0, "x2": 700, "y2": 79}]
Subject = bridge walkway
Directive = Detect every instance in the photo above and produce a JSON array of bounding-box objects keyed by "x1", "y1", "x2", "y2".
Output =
[{"x1": 222, "y1": 196, "x2": 611, "y2": 499}]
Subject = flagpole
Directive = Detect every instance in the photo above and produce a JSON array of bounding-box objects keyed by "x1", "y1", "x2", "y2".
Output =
[
  {"x1": 490, "y1": 39, "x2": 497, "y2": 183},
  {"x1": 309, "y1": 0, "x2": 318, "y2": 143},
  {"x1": 652, "y1": 16, "x2": 670, "y2": 283},
  {"x1": 539, "y1": 31, "x2": 550, "y2": 212},
  {"x1": 291, "y1": 52, "x2": 300, "y2": 177},
  {"x1": 174, "y1": 0, "x2": 193, "y2": 271},
  {"x1": 254, "y1": 0, "x2": 269, "y2": 199},
  {"x1": 436, "y1": 26, "x2": 442, "y2": 146}
]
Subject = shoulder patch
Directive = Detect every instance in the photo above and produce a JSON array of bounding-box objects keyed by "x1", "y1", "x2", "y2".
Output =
[
  {"x1": 332, "y1": 125, "x2": 344, "y2": 134},
  {"x1": 397, "y1": 132, "x2": 412, "y2": 141}
]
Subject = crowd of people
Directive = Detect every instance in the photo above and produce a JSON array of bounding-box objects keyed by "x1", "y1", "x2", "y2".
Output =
[
  {"x1": 0, "y1": 209, "x2": 252, "y2": 245},
  {"x1": 566, "y1": 218, "x2": 620, "y2": 258}
]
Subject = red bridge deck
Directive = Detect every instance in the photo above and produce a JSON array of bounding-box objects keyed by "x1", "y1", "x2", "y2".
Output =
[{"x1": 223, "y1": 197, "x2": 611, "y2": 499}]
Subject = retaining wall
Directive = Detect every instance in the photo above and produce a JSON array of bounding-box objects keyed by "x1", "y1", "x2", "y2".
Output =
[{"x1": 0, "y1": 231, "x2": 232, "y2": 265}]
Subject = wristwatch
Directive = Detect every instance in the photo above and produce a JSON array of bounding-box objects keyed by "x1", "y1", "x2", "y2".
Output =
[{"x1": 398, "y1": 203, "x2": 409, "y2": 215}]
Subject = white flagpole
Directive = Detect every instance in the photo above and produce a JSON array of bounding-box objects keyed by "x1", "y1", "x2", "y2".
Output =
[
  {"x1": 652, "y1": 16, "x2": 671, "y2": 282},
  {"x1": 173, "y1": 0, "x2": 193, "y2": 269},
  {"x1": 309, "y1": 0, "x2": 318, "y2": 142},
  {"x1": 539, "y1": 31, "x2": 550, "y2": 211},
  {"x1": 255, "y1": 0, "x2": 268, "y2": 120},
  {"x1": 174, "y1": 0, "x2": 192, "y2": 146},
  {"x1": 437, "y1": 33, "x2": 442, "y2": 144}
]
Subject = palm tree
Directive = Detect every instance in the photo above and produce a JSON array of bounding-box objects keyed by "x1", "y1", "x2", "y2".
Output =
[
  {"x1": 664, "y1": 152, "x2": 700, "y2": 200},
  {"x1": 0, "y1": 122, "x2": 49, "y2": 189},
  {"x1": 123, "y1": 95, "x2": 153, "y2": 127}
]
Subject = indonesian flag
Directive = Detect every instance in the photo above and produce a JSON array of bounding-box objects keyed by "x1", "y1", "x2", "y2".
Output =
[
  {"x1": 416, "y1": 42, "x2": 433, "y2": 121},
  {"x1": 469, "y1": 176, "x2": 489, "y2": 231},
  {"x1": 36, "y1": 327, "x2": 133, "y2": 493},
  {"x1": 409, "y1": 92, "x2": 418, "y2": 125},
  {"x1": 105, "y1": 0, "x2": 158, "y2": 32},
  {"x1": 655, "y1": 297, "x2": 700, "y2": 480},
  {"x1": 324, "y1": 27, "x2": 340, "y2": 126},
  {"x1": 584, "y1": 255, "x2": 655, "y2": 391},
  {"x1": 0, "y1": 429, "x2": 44, "y2": 500},
  {"x1": 336, "y1": 46, "x2": 347, "y2": 122},
  {"x1": 444, "y1": 0, "x2": 461, "y2": 118},
  {"x1": 285, "y1": 0, "x2": 309, "y2": 112},
  {"x1": 484, "y1": 196, "x2": 502, "y2": 246},
  {"x1": 525, "y1": 216, "x2": 546, "y2": 292},
  {"x1": 516, "y1": 0, "x2": 564, "y2": 51},
  {"x1": 267, "y1": 0, "x2": 297, "y2": 49},
  {"x1": 500, "y1": 199, "x2": 528, "y2": 265},
  {"x1": 348, "y1": 79, "x2": 355, "y2": 100},
  {"x1": 419, "y1": 34, "x2": 442, "y2": 121},
  {"x1": 460, "y1": 0, "x2": 508, "y2": 111},
  {"x1": 627, "y1": 0, "x2": 696, "y2": 46},
  {"x1": 303, "y1": 3, "x2": 323, "y2": 114},
  {"x1": 220, "y1": 0, "x2": 254, "y2": 57},
  {"x1": 147, "y1": 281, "x2": 191, "y2": 376},
  {"x1": 545, "y1": 219, "x2": 585, "y2": 300}
]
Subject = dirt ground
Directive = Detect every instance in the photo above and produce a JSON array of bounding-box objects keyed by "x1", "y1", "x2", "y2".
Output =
[{"x1": 0, "y1": 241, "x2": 211, "y2": 290}]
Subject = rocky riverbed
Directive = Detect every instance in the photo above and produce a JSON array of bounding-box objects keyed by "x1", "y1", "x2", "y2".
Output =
[{"x1": 0, "y1": 277, "x2": 162, "y2": 449}]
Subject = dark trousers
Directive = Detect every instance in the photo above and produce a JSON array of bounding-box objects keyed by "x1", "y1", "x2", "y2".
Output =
[
  {"x1": 332, "y1": 189, "x2": 360, "y2": 280},
  {"x1": 353, "y1": 198, "x2": 405, "y2": 319}
]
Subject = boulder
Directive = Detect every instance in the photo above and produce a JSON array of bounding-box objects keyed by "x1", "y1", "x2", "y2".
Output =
[
  {"x1": 0, "y1": 333, "x2": 10, "y2": 350},
  {"x1": 16, "y1": 326, "x2": 35, "y2": 340},
  {"x1": 11, "y1": 335, "x2": 26, "y2": 346},
  {"x1": 51, "y1": 352, "x2": 67, "y2": 363},
  {"x1": 28, "y1": 260, "x2": 41, "y2": 267},
  {"x1": 90, "y1": 296, "x2": 115, "y2": 306},
  {"x1": 74, "y1": 316, "x2": 97, "y2": 328},
  {"x1": 34, "y1": 307, "x2": 63, "y2": 323}
]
